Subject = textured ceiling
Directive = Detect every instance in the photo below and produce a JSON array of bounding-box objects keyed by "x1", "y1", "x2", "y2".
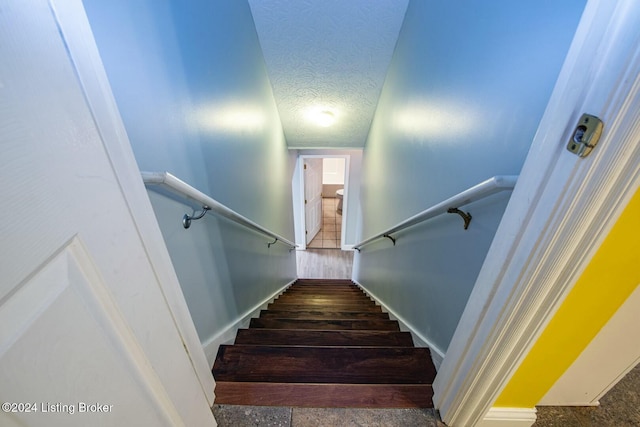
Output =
[{"x1": 248, "y1": 0, "x2": 409, "y2": 148}]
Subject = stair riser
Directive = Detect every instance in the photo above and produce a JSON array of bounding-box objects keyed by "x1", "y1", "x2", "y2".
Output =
[
  {"x1": 288, "y1": 284, "x2": 360, "y2": 290},
  {"x1": 273, "y1": 298, "x2": 376, "y2": 306},
  {"x1": 293, "y1": 279, "x2": 355, "y2": 284},
  {"x1": 213, "y1": 383, "x2": 434, "y2": 408},
  {"x1": 275, "y1": 299, "x2": 374, "y2": 306},
  {"x1": 234, "y1": 329, "x2": 414, "y2": 347},
  {"x1": 284, "y1": 289, "x2": 363, "y2": 295},
  {"x1": 268, "y1": 304, "x2": 382, "y2": 313},
  {"x1": 284, "y1": 290, "x2": 364, "y2": 295},
  {"x1": 249, "y1": 318, "x2": 401, "y2": 331},
  {"x1": 290, "y1": 286, "x2": 359, "y2": 290},
  {"x1": 260, "y1": 310, "x2": 389, "y2": 320},
  {"x1": 278, "y1": 292, "x2": 371, "y2": 298},
  {"x1": 213, "y1": 345, "x2": 435, "y2": 384},
  {"x1": 288, "y1": 283, "x2": 359, "y2": 288}
]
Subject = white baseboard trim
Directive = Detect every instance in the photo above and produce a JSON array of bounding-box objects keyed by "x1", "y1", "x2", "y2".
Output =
[
  {"x1": 202, "y1": 279, "x2": 296, "y2": 365},
  {"x1": 353, "y1": 280, "x2": 445, "y2": 370},
  {"x1": 477, "y1": 408, "x2": 537, "y2": 427}
]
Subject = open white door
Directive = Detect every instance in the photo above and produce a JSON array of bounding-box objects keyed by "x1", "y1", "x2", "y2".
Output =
[
  {"x1": 304, "y1": 158, "x2": 323, "y2": 244},
  {"x1": 0, "y1": 1, "x2": 214, "y2": 426}
]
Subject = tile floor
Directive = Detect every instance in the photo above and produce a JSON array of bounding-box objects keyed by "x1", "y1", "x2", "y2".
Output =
[
  {"x1": 308, "y1": 197, "x2": 342, "y2": 249},
  {"x1": 212, "y1": 406, "x2": 446, "y2": 427}
]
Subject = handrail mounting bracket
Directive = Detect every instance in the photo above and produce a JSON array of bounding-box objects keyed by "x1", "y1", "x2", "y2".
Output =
[
  {"x1": 447, "y1": 207, "x2": 472, "y2": 230},
  {"x1": 383, "y1": 234, "x2": 396, "y2": 246},
  {"x1": 183, "y1": 205, "x2": 210, "y2": 229}
]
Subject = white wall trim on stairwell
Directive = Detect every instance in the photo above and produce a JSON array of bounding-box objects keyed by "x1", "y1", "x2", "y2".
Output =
[
  {"x1": 433, "y1": 1, "x2": 640, "y2": 425},
  {"x1": 202, "y1": 279, "x2": 296, "y2": 365},
  {"x1": 354, "y1": 280, "x2": 445, "y2": 370}
]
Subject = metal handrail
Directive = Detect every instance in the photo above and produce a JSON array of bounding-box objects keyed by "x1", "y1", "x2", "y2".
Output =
[
  {"x1": 353, "y1": 175, "x2": 518, "y2": 251},
  {"x1": 141, "y1": 171, "x2": 296, "y2": 250}
]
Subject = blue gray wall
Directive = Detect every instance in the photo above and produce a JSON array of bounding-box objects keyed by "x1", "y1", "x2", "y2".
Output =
[
  {"x1": 83, "y1": 0, "x2": 297, "y2": 362},
  {"x1": 354, "y1": 0, "x2": 586, "y2": 355}
]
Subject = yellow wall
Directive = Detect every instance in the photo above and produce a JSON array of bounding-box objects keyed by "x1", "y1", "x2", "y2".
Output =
[{"x1": 495, "y1": 187, "x2": 640, "y2": 407}]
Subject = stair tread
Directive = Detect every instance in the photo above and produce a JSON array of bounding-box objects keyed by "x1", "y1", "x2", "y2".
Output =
[
  {"x1": 249, "y1": 318, "x2": 401, "y2": 331},
  {"x1": 276, "y1": 300, "x2": 374, "y2": 306},
  {"x1": 280, "y1": 289, "x2": 368, "y2": 294},
  {"x1": 290, "y1": 288, "x2": 356, "y2": 290},
  {"x1": 287, "y1": 285, "x2": 360, "y2": 290},
  {"x1": 284, "y1": 290, "x2": 363, "y2": 295},
  {"x1": 294, "y1": 279, "x2": 354, "y2": 284},
  {"x1": 234, "y1": 329, "x2": 414, "y2": 347},
  {"x1": 260, "y1": 310, "x2": 389, "y2": 320},
  {"x1": 289, "y1": 281, "x2": 359, "y2": 289},
  {"x1": 213, "y1": 345, "x2": 435, "y2": 384},
  {"x1": 277, "y1": 294, "x2": 373, "y2": 302},
  {"x1": 213, "y1": 382, "x2": 433, "y2": 408},
  {"x1": 292, "y1": 285, "x2": 357, "y2": 287},
  {"x1": 275, "y1": 300, "x2": 374, "y2": 307},
  {"x1": 268, "y1": 303, "x2": 382, "y2": 312}
]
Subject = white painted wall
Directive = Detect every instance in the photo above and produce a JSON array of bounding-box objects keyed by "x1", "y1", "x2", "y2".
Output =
[
  {"x1": 83, "y1": 0, "x2": 297, "y2": 362},
  {"x1": 354, "y1": 0, "x2": 586, "y2": 353}
]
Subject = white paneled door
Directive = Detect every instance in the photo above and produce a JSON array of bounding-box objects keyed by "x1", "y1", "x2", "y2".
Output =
[
  {"x1": 304, "y1": 159, "x2": 323, "y2": 245},
  {"x1": 0, "y1": 1, "x2": 214, "y2": 426}
]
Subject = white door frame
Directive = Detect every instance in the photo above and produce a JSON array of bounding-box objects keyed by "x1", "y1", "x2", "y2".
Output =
[
  {"x1": 53, "y1": 0, "x2": 215, "y2": 405},
  {"x1": 295, "y1": 154, "x2": 351, "y2": 250},
  {"x1": 434, "y1": 0, "x2": 640, "y2": 425}
]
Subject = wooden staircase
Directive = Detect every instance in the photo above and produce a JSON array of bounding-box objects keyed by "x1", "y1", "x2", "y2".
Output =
[{"x1": 212, "y1": 279, "x2": 437, "y2": 407}]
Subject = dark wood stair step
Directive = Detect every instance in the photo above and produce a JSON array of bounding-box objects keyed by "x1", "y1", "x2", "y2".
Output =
[
  {"x1": 290, "y1": 281, "x2": 358, "y2": 285},
  {"x1": 283, "y1": 291, "x2": 364, "y2": 296},
  {"x1": 273, "y1": 297, "x2": 376, "y2": 306},
  {"x1": 260, "y1": 310, "x2": 389, "y2": 320},
  {"x1": 275, "y1": 299, "x2": 373, "y2": 307},
  {"x1": 288, "y1": 282, "x2": 360, "y2": 288},
  {"x1": 284, "y1": 290, "x2": 363, "y2": 296},
  {"x1": 294, "y1": 279, "x2": 355, "y2": 285},
  {"x1": 277, "y1": 293, "x2": 372, "y2": 301},
  {"x1": 249, "y1": 318, "x2": 401, "y2": 331},
  {"x1": 287, "y1": 287, "x2": 360, "y2": 291},
  {"x1": 213, "y1": 382, "x2": 433, "y2": 408},
  {"x1": 213, "y1": 346, "x2": 435, "y2": 384},
  {"x1": 287, "y1": 283, "x2": 360, "y2": 289},
  {"x1": 268, "y1": 303, "x2": 382, "y2": 312},
  {"x1": 234, "y1": 329, "x2": 414, "y2": 347}
]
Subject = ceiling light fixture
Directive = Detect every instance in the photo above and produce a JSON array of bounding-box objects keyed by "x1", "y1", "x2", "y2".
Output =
[{"x1": 315, "y1": 110, "x2": 336, "y2": 127}]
